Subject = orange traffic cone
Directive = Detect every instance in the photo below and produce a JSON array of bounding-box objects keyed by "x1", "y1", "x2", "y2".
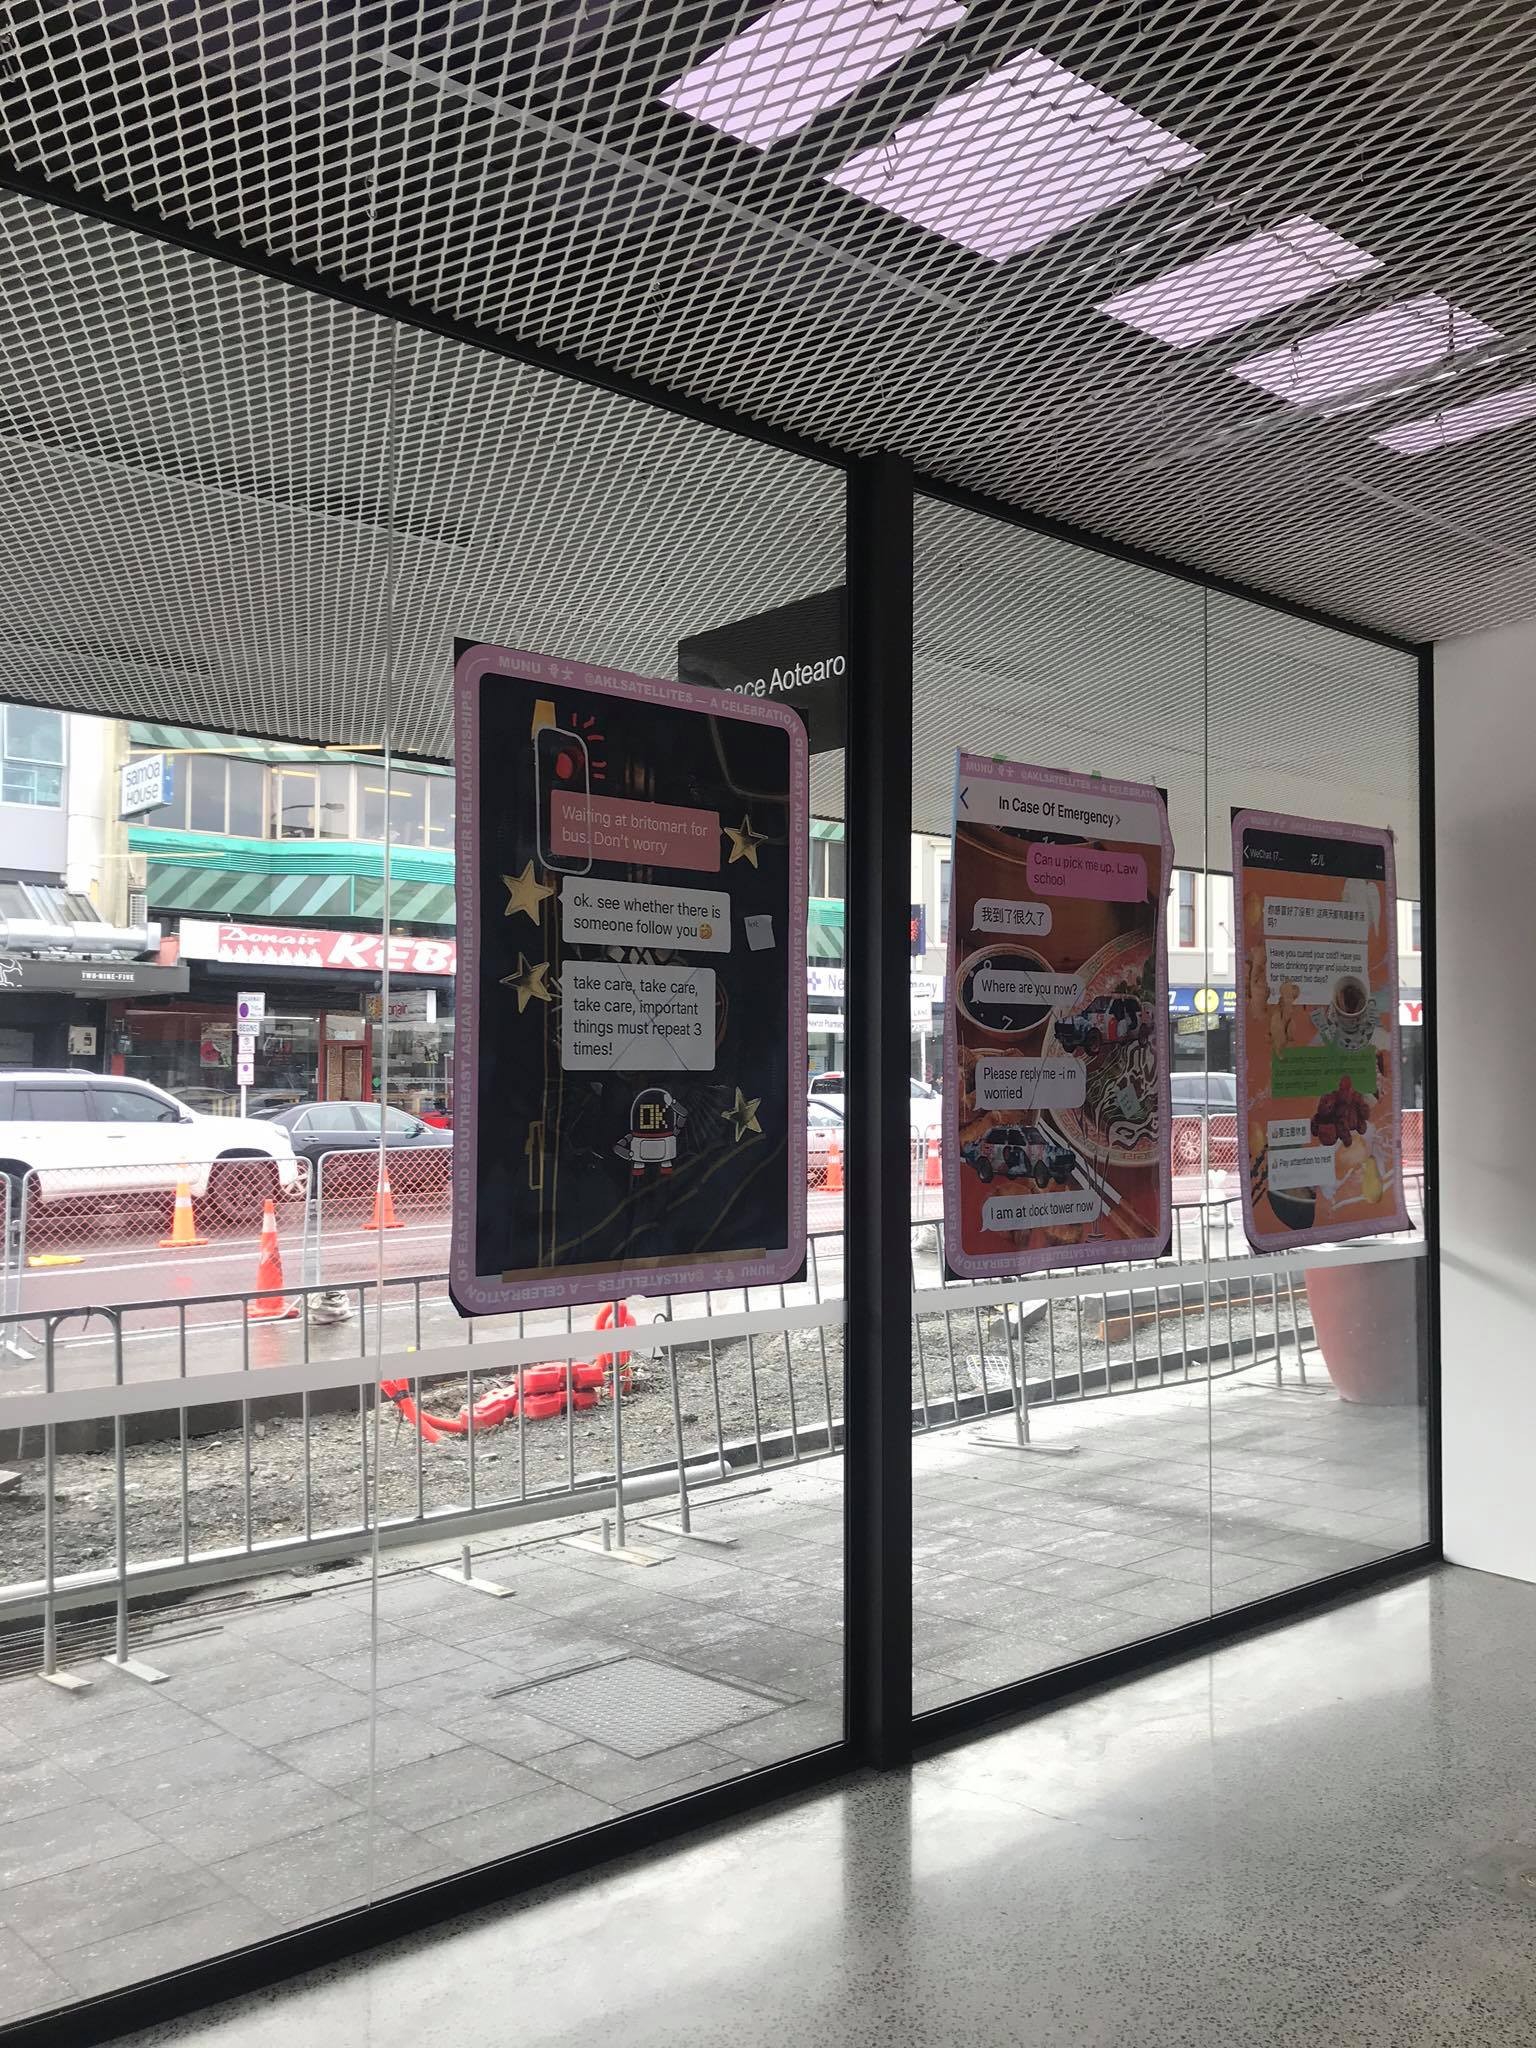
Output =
[
  {"x1": 824, "y1": 1134, "x2": 843, "y2": 1194},
  {"x1": 159, "y1": 1173, "x2": 208, "y2": 1248},
  {"x1": 364, "y1": 1166, "x2": 402, "y2": 1231},
  {"x1": 250, "y1": 1198, "x2": 300, "y2": 1321},
  {"x1": 924, "y1": 1131, "x2": 942, "y2": 1187}
]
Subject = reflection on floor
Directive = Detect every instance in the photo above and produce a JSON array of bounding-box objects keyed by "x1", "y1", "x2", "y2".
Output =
[
  {"x1": 114, "y1": 1567, "x2": 1536, "y2": 2048},
  {"x1": 0, "y1": 1370, "x2": 1425, "y2": 2024}
]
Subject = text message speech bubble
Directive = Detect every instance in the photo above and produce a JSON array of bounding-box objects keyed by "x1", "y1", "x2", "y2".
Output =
[
  {"x1": 983, "y1": 1191, "x2": 1101, "y2": 1231},
  {"x1": 1267, "y1": 1118, "x2": 1312, "y2": 1148},
  {"x1": 1267, "y1": 1145, "x2": 1337, "y2": 1192},
  {"x1": 974, "y1": 1056, "x2": 1086, "y2": 1111},
  {"x1": 1263, "y1": 896, "x2": 1369, "y2": 941},
  {"x1": 561, "y1": 964, "x2": 716, "y2": 1071},
  {"x1": 1264, "y1": 936, "x2": 1368, "y2": 1005},
  {"x1": 971, "y1": 969, "x2": 1082, "y2": 1011},
  {"x1": 1027, "y1": 844, "x2": 1146, "y2": 901},
  {"x1": 561, "y1": 877, "x2": 730, "y2": 954},
  {"x1": 551, "y1": 792, "x2": 721, "y2": 872},
  {"x1": 974, "y1": 898, "x2": 1053, "y2": 937}
]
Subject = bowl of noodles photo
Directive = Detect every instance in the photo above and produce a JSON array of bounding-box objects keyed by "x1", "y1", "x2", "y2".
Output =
[{"x1": 1042, "y1": 931, "x2": 1160, "y2": 1170}]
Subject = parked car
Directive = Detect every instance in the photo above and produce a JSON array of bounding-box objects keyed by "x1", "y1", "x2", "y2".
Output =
[
  {"x1": 808, "y1": 1071, "x2": 942, "y2": 1138},
  {"x1": 807, "y1": 1098, "x2": 845, "y2": 1183},
  {"x1": 255, "y1": 1100, "x2": 454, "y2": 1168},
  {"x1": 0, "y1": 1070, "x2": 301, "y2": 1217},
  {"x1": 1170, "y1": 1071, "x2": 1238, "y2": 1116},
  {"x1": 1055, "y1": 993, "x2": 1152, "y2": 1057},
  {"x1": 961, "y1": 1122, "x2": 1076, "y2": 1187}
]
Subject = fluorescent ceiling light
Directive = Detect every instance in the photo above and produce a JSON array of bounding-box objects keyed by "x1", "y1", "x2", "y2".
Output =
[
  {"x1": 1230, "y1": 294, "x2": 1497, "y2": 408},
  {"x1": 660, "y1": 0, "x2": 967, "y2": 151},
  {"x1": 1099, "y1": 215, "x2": 1380, "y2": 346},
  {"x1": 1371, "y1": 380, "x2": 1536, "y2": 455},
  {"x1": 827, "y1": 49, "x2": 1202, "y2": 262}
]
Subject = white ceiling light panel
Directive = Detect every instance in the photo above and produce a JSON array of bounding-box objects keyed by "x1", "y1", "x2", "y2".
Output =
[
  {"x1": 828, "y1": 49, "x2": 1203, "y2": 262},
  {"x1": 1099, "y1": 215, "x2": 1381, "y2": 346},
  {"x1": 660, "y1": 0, "x2": 967, "y2": 151},
  {"x1": 1371, "y1": 380, "x2": 1536, "y2": 454},
  {"x1": 1230, "y1": 293, "x2": 1497, "y2": 409}
]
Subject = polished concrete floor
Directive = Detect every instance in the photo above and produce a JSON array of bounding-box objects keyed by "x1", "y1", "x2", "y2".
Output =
[
  {"x1": 105, "y1": 1565, "x2": 1536, "y2": 2048},
  {"x1": 0, "y1": 1365, "x2": 1427, "y2": 2024}
]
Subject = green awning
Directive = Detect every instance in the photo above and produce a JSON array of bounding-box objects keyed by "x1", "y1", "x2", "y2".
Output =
[
  {"x1": 808, "y1": 895, "x2": 845, "y2": 963},
  {"x1": 131, "y1": 826, "x2": 457, "y2": 928},
  {"x1": 129, "y1": 723, "x2": 451, "y2": 775}
]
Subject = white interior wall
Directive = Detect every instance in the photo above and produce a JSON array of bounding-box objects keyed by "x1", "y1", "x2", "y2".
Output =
[{"x1": 1436, "y1": 616, "x2": 1536, "y2": 1581}]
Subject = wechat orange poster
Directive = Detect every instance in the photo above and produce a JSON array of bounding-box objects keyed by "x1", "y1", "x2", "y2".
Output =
[{"x1": 1231, "y1": 811, "x2": 1408, "y2": 1252}]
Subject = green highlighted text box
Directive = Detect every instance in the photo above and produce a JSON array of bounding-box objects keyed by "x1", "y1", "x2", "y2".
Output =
[{"x1": 1270, "y1": 1045, "x2": 1377, "y2": 1101}]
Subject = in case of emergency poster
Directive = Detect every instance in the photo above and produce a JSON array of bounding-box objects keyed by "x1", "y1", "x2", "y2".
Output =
[
  {"x1": 1232, "y1": 810, "x2": 1409, "y2": 1252},
  {"x1": 451, "y1": 643, "x2": 808, "y2": 1314},
  {"x1": 944, "y1": 752, "x2": 1173, "y2": 1280}
]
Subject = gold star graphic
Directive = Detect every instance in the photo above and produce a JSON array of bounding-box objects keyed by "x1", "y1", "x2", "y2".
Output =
[
  {"x1": 723, "y1": 814, "x2": 766, "y2": 867},
  {"x1": 502, "y1": 861, "x2": 554, "y2": 923},
  {"x1": 502, "y1": 955, "x2": 551, "y2": 1013},
  {"x1": 722, "y1": 1086, "x2": 763, "y2": 1144}
]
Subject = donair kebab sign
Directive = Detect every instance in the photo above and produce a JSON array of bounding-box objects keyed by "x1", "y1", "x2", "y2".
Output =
[{"x1": 944, "y1": 753, "x2": 1173, "y2": 1280}]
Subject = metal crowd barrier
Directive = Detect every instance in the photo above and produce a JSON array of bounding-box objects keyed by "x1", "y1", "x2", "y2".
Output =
[{"x1": 0, "y1": 1177, "x2": 1427, "y2": 1682}]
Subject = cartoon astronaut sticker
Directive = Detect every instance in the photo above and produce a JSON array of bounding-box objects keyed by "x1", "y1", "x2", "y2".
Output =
[{"x1": 614, "y1": 1087, "x2": 688, "y2": 1177}]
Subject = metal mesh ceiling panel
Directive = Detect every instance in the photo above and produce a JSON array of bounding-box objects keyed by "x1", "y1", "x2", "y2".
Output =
[
  {"x1": 0, "y1": 192, "x2": 843, "y2": 756},
  {"x1": 0, "y1": 1, "x2": 1527, "y2": 640},
  {"x1": 915, "y1": 494, "x2": 1422, "y2": 889}
]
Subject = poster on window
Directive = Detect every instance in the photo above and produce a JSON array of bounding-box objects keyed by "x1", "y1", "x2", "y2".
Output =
[
  {"x1": 944, "y1": 752, "x2": 1173, "y2": 1280},
  {"x1": 451, "y1": 643, "x2": 808, "y2": 1314},
  {"x1": 1232, "y1": 811, "x2": 1408, "y2": 1251}
]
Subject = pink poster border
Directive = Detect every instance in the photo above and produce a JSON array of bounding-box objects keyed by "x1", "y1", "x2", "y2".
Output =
[
  {"x1": 1230, "y1": 807, "x2": 1410, "y2": 1255},
  {"x1": 942, "y1": 751, "x2": 1174, "y2": 1281},
  {"x1": 451, "y1": 642, "x2": 809, "y2": 1316}
]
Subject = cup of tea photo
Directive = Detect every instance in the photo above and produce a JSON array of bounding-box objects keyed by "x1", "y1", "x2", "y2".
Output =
[{"x1": 1328, "y1": 972, "x2": 1369, "y2": 1032}]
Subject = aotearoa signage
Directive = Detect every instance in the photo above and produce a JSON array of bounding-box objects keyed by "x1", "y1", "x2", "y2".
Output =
[{"x1": 678, "y1": 587, "x2": 846, "y2": 754}]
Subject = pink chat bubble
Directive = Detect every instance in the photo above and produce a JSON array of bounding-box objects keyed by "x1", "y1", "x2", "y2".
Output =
[
  {"x1": 552, "y1": 792, "x2": 722, "y2": 872},
  {"x1": 1026, "y1": 843, "x2": 1146, "y2": 900}
]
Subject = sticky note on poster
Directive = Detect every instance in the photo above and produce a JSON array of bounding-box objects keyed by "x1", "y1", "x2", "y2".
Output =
[
  {"x1": 561, "y1": 878, "x2": 729, "y2": 953},
  {"x1": 561, "y1": 964, "x2": 716, "y2": 1071}
]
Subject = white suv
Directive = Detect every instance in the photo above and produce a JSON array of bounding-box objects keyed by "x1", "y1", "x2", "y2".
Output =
[{"x1": 0, "y1": 1071, "x2": 301, "y2": 1217}]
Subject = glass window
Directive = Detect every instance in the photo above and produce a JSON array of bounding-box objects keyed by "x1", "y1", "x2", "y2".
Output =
[
  {"x1": 1411, "y1": 901, "x2": 1422, "y2": 951},
  {"x1": 0, "y1": 706, "x2": 64, "y2": 808},
  {"x1": 5, "y1": 706, "x2": 63, "y2": 763},
  {"x1": 1177, "y1": 870, "x2": 1198, "y2": 948},
  {"x1": 936, "y1": 856, "x2": 951, "y2": 941},
  {"x1": 363, "y1": 772, "x2": 428, "y2": 847},
  {"x1": 272, "y1": 769, "x2": 317, "y2": 838},
  {"x1": 96, "y1": 1086, "x2": 175, "y2": 1122},
  {"x1": 427, "y1": 778, "x2": 455, "y2": 848},
  {"x1": 822, "y1": 835, "x2": 846, "y2": 898},
  {"x1": 317, "y1": 762, "x2": 352, "y2": 839},
  {"x1": 17, "y1": 1087, "x2": 91, "y2": 1120},
  {"x1": 227, "y1": 758, "x2": 265, "y2": 837},
  {"x1": 187, "y1": 754, "x2": 227, "y2": 833},
  {"x1": 306, "y1": 1105, "x2": 362, "y2": 1131}
]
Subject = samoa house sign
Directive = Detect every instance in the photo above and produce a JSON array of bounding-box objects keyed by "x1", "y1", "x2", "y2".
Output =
[{"x1": 177, "y1": 919, "x2": 456, "y2": 978}]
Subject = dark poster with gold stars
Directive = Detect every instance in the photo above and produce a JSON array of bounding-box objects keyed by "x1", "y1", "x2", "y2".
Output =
[{"x1": 450, "y1": 643, "x2": 809, "y2": 1314}]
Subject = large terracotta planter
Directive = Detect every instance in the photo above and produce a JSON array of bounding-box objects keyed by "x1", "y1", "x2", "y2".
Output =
[{"x1": 1304, "y1": 1259, "x2": 1424, "y2": 1405}]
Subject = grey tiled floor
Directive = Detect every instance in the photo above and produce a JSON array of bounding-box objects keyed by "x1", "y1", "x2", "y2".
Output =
[{"x1": 0, "y1": 1366, "x2": 1427, "y2": 2026}]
